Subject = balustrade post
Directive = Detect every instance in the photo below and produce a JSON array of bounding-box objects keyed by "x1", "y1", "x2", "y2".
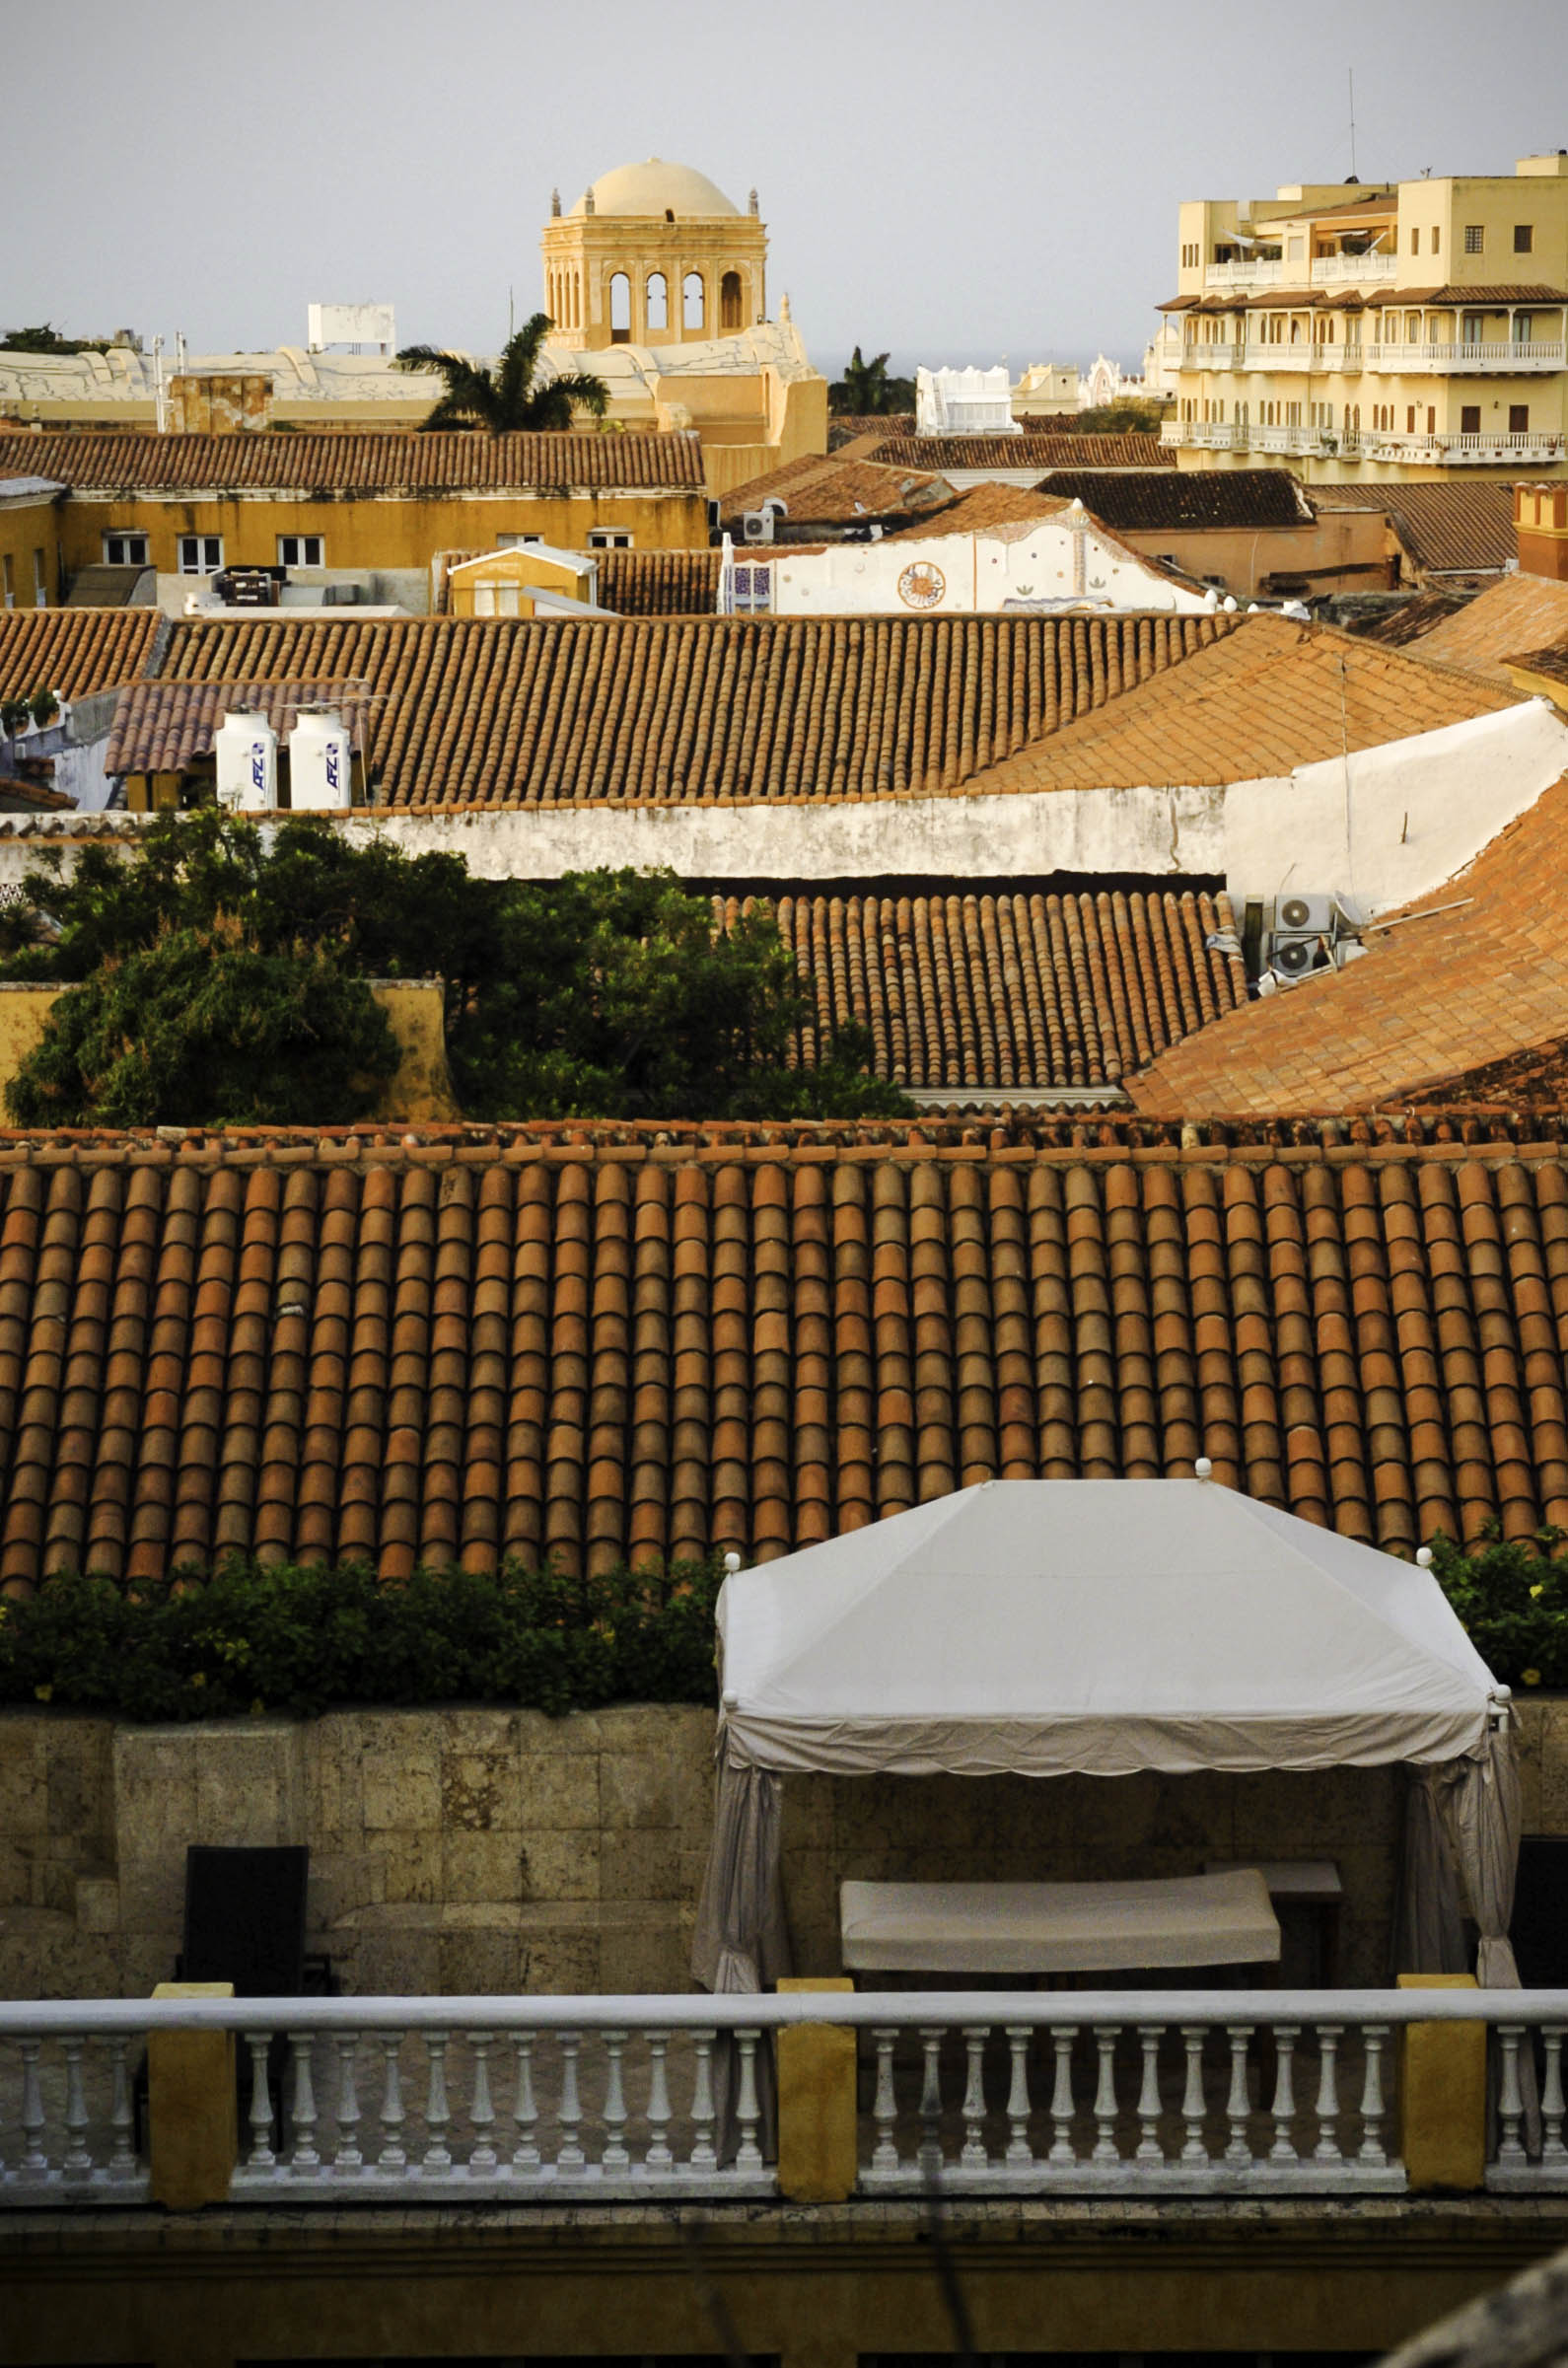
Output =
[
  {"x1": 1224, "y1": 2025, "x2": 1253, "y2": 2168},
  {"x1": 1135, "y1": 2026, "x2": 1165, "y2": 2165},
  {"x1": 1179, "y1": 2026, "x2": 1207, "y2": 2165},
  {"x1": 601, "y1": 2030, "x2": 630, "y2": 2173},
  {"x1": 287, "y1": 2033, "x2": 320, "y2": 2173},
  {"x1": 376, "y1": 2033, "x2": 406, "y2": 2173},
  {"x1": 1091, "y1": 2025, "x2": 1119, "y2": 2165},
  {"x1": 1004, "y1": 2026, "x2": 1033, "y2": 2168},
  {"x1": 1048, "y1": 2026, "x2": 1078, "y2": 2166},
  {"x1": 107, "y1": 2036, "x2": 136, "y2": 2180},
  {"x1": 735, "y1": 2029, "x2": 764, "y2": 2175},
  {"x1": 61, "y1": 2038, "x2": 91, "y2": 2176},
  {"x1": 556, "y1": 2030, "x2": 586, "y2": 2172},
  {"x1": 918, "y1": 2027, "x2": 945, "y2": 2180},
  {"x1": 961, "y1": 2027, "x2": 989, "y2": 2169},
  {"x1": 1314, "y1": 2026, "x2": 1343, "y2": 2166},
  {"x1": 1358, "y1": 2025, "x2": 1389, "y2": 2168},
  {"x1": 332, "y1": 2034, "x2": 363, "y2": 2174},
  {"x1": 1542, "y1": 2028, "x2": 1567, "y2": 2166},
  {"x1": 644, "y1": 2030, "x2": 674, "y2": 2173},
  {"x1": 245, "y1": 2033, "x2": 275, "y2": 2173},
  {"x1": 689, "y1": 2030, "x2": 718, "y2": 2173},
  {"x1": 872, "y1": 2029, "x2": 899, "y2": 2174},
  {"x1": 468, "y1": 2033, "x2": 497, "y2": 2175},
  {"x1": 19, "y1": 2039, "x2": 45, "y2": 2176},
  {"x1": 511, "y1": 2031, "x2": 541, "y2": 2175},
  {"x1": 1497, "y1": 2026, "x2": 1528, "y2": 2168},
  {"x1": 1268, "y1": 2025, "x2": 1300, "y2": 2165}
]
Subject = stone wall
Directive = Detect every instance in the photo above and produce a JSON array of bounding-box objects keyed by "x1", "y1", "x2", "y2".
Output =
[{"x1": 3, "y1": 1695, "x2": 1565, "y2": 2001}]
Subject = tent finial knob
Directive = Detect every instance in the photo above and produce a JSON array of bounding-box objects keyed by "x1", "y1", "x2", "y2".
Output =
[
  {"x1": 724, "y1": 1550, "x2": 742, "y2": 1575},
  {"x1": 1194, "y1": 1456, "x2": 1213, "y2": 1480},
  {"x1": 1416, "y1": 1545, "x2": 1433, "y2": 1568},
  {"x1": 722, "y1": 1689, "x2": 738, "y2": 1709}
]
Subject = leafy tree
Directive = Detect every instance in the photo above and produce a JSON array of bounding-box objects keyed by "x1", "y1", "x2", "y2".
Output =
[
  {"x1": 0, "y1": 323, "x2": 111, "y2": 355},
  {"x1": 0, "y1": 814, "x2": 906, "y2": 1125},
  {"x1": 828, "y1": 345, "x2": 916, "y2": 416},
  {"x1": 1075, "y1": 397, "x2": 1170, "y2": 436},
  {"x1": 394, "y1": 312, "x2": 609, "y2": 432}
]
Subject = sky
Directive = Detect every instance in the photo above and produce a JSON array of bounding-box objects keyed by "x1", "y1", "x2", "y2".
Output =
[{"x1": 9, "y1": 0, "x2": 1568, "y2": 377}]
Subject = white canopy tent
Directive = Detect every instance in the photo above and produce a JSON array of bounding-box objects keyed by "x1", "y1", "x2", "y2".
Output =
[{"x1": 692, "y1": 1479, "x2": 1521, "y2": 2013}]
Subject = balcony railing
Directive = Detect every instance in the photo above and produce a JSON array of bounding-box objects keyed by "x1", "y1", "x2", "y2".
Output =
[
  {"x1": 1368, "y1": 341, "x2": 1567, "y2": 373},
  {"x1": 1310, "y1": 251, "x2": 1398, "y2": 287},
  {"x1": 6, "y1": 1988, "x2": 1568, "y2": 2205},
  {"x1": 1203, "y1": 259, "x2": 1283, "y2": 292},
  {"x1": 1362, "y1": 429, "x2": 1568, "y2": 465},
  {"x1": 1181, "y1": 341, "x2": 1247, "y2": 370}
]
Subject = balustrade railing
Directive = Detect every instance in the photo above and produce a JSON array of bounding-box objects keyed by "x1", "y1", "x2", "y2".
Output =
[{"x1": 6, "y1": 1990, "x2": 1568, "y2": 2205}]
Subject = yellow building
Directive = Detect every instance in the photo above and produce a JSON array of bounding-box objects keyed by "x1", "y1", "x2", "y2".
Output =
[
  {"x1": 0, "y1": 471, "x2": 64, "y2": 610},
  {"x1": 444, "y1": 542, "x2": 598, "y2": 615},
  {"x1": 0, "y1": 429, "x2": 711, "y2": 606},
  {"x1": 1162, "y1": 154, "x2": 1568, "y2": 479},
  {"x1": 541, "y1": 156, "x2": 766, "y2": 351}
]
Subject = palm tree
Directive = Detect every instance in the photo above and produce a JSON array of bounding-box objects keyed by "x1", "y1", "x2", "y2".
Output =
[
  {"x1": 394, "y1": 313, "x2": 609, "y2": 432},
  {"x1": 828, "y1": 345, "x2": 917, "y2": 417}
]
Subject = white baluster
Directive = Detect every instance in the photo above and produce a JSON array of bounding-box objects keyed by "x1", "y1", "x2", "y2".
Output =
[
  {"x1": 1314, "y1": 2026, "x2": 1343, "y2": 2166},
  {"x1": 688, "y1": 2029, "x2": 718, "y2": 2173},
  {"x1": 872, "y1": 2029, "x2": 899, "y2": 2173},
  {"x1": 961, "y1": 2026, "x2": 989, "y2": 2169},
  {"x1": 556, "y1": 2030, "x2": 586, "y2": 2172},
  {"x1": 1091, "y1": 2025, "x2": 1119, "y2": 2164},
  {"x1": 422, "y1": 2031, "x2": 453, "y2": 2174},
  {"x1": 1179, "y1": 2025, "x2": 1208, "y2": 2165},
  {"x1": 377, "y1": 2033, "x2": 406, "y2": 2172},
  {"x1": 644, "y1": 2030, "x2": 674, "y2": 2173},
  {"x1": 1048, "y1": 2026, "x2": 1078, "y2": 2166},
  {"x1": 1224, "y1": 2025, "x2": 1253, "y2": 2167},
  {"x1": 1269, "y1": 2024, "x2": 1300, "y2": 2164},
  {"x1": 467, "y1": 2032, "x2": 497, "y2": 2175},
  {"x1": 61, "y1": 2038, "x2": 91, "y2": 2176},
  {"x1": 1357, "y1": 2024, "x2": 1388, "y2": 2167},
  {"x1": 602, "y1": 2030, "x2": 630, "y2": 2173},
  {"x1": 511, "y1": 2032, "x2": 541, "y2": 2175},
  {"x1": 1497, "y1": 2024, "x2": 1528, "y2": 2167},
  {"x1": 918, "y1": 2026, "x2": 945, "y2": 2180},
  {"x1": 19, "y1": 2040, "x2": 46, "y2": 2174},
  {"x1": 288, "y1": 2033, "x2": 320, "y2": 2172},
  {"x1": 1542, "y1": 2027, "x2": 1567, "y2": 2165},
  {"x1": 332, "y1": 2035, "x2": 363, "y2": 2173},
  {"x1": 107, "y1": 2037, "x2": 136, "y2": 2179},
  {"x1": 1135, "y1": 2025, "x2": 1166, "y2": 2165},
  {"x1": 1004, "y1": 2026, "x2": 1033, "y2": 2168},
  {"x1": 735, "y1": 2030, "x2": 763, "y2": 2175},
  {"x1": 245, "y1": 2033, "x2": 276, "y2": 2172}
]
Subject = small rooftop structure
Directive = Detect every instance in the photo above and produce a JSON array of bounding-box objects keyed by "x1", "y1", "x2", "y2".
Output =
[{"x1": 915, "y1": 365, "x2": 1020, "y2": 440}]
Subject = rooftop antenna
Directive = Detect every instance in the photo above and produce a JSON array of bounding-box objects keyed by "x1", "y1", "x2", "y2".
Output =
[{"x1": 1347, "y1": 68, "x2": 1357, "y2": 179}]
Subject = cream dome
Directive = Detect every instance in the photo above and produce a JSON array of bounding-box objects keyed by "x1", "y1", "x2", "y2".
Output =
[{"x1": 571, "y1": 157, "x2": 741, "y2": 219}]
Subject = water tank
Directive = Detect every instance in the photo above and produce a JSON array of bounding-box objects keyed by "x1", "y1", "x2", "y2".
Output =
[
  {"x1": 214, "y1": 708, "x2": 278, "y2": 811},
  {"x1": 288, "y1": 704, "x2": 353, "y2": 811}
]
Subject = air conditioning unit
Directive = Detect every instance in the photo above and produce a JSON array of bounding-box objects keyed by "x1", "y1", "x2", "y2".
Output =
[
  {"x1": 741, "y1": 510, "x2": 774, "y2": 544},
  {"x1": 1267, "y1": 892, "x2": 1334, "y2": 983}
]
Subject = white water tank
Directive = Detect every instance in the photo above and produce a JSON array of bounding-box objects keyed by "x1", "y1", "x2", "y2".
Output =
[
  {"x1": 288, "y1": 704, "x2": 353, "y2": 811},
  {"x1": 214, "y1": 708, "x2": 278, "y2": 811}
]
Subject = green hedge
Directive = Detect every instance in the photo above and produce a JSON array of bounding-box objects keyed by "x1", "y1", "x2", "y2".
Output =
[
  {"x1": 0, "y1": 1531, "x2": 1561, "y2": 1724},
  {"x1": 0, "y1": 1558, "x2": 724, "y2": 1723},
  {"x1": 1428, "y1": 1529, "x2": 1568, "y2": 1691}
]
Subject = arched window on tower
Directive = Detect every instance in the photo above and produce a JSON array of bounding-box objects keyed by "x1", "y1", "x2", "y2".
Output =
[
  {"x1": 646, "y1": 272, "x2": 669, "y2": 334},
  {"x1": 682, "y1": 271, "x2": 705, "y2": 332},
  {"x1": 720, "y1": 271, "x2": 743, "y2": 331},
  {"x1": 609, "y1": 272, "x2": 631, "y2": 343}
]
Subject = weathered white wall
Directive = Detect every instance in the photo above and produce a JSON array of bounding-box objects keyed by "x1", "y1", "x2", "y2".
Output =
[
  {"x1": 769, "y1": 517, "x2": 1207, "y2": 616},
  {"x1": 1225, "y1": 698, "x2": 1568, "y2": 911}
]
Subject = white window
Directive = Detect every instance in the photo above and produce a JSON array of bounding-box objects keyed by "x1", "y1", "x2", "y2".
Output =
[
  {"x1": 588, "y1": 529, "x2": 632, "y2": 550},
  {"x1": 496, "y1": 533, "x2": 542, "y2": 549},
  {"x1": 32, "y1": 548, "x2": 46, "y2": 608},
  {"x1": 178, "y1": 535, "x2": 223, "y2": 575},
  {"x1": 277, "y1": 534, "x2": 323, "y2": 568},
  {"x1": 732, "y1": 562, "x2": 772, "y2": 613},
  {"x1": 103, "y1": 532, "x2": 149, "y2": 566}
]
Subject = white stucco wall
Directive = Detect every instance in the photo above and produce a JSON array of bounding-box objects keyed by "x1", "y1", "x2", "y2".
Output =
[
  {"x1": 1224, "y1": 698, "x2": 1568, "y2": 912},
  {"x1": 768, "y1": 518, "x2": 1206, "y2": 616}
]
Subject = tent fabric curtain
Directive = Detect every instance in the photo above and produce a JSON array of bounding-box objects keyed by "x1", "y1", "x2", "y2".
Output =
[
  {"x1": 1394, "y1": 1763, "x2": 1469, "y2": 1976},
  {"x1": 690, "y1": 1754, "x2": 792, "y2": 2164}
]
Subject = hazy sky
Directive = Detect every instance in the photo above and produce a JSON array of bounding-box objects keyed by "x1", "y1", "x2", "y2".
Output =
[{"x1": 10, "y1": 0, "x2": 1568, "y2": 375}]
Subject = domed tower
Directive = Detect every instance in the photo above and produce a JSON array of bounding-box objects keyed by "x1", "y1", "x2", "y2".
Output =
[{"x1": 540, "y1": 157, "x2": 767, "y2": 351}]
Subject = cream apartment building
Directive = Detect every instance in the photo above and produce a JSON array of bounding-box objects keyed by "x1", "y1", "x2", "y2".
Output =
[{"x1": 1161, "y1": 154, "x2": 1568, "y2": 479}]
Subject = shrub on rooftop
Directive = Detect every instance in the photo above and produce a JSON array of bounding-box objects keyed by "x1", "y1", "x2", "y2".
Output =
[
  {"x1": 1428, "y1": 1526, "x2": 1568, "y2": 1691},
  {"x1": 0, "y1": 809, "x2": 906, "y2": 1125},
  {"x1": 0, "y1": 1555, "x2": 726, "y2": 1723}
]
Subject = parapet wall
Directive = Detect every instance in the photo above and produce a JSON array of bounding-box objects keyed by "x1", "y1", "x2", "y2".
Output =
[{"x1": 13, "y1": 1695, "x2": 1562, "y2": 2001}]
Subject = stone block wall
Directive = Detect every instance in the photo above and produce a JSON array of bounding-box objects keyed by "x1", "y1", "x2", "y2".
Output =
[{"x1": 4, "y1": 1697, "x2": 1568, "y2": 2000}]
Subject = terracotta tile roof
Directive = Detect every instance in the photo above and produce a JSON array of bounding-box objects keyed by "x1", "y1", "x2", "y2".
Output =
[
  {"x1": 827, "y1": 413, "x2": 915, "y2": 450},
  {"x1": 1376, "y1": 283, "x2": 1568, "y2": 307},
  {"x1": 870, "y1": 435, "x2": 1175, "y2": 472},
  {"x1": 719, "y1": 452, "x2": 951, "y2": 526},
  {"x1": 1312, "y1": 482, "x2": 1516, "y2": 576},
  {"x1": 1133, "y1": 769, "x2": 1568, "y2": 1122},
  {"x1": 139, "y1": 611, "x2": 1235, "y2": 808},
  {"x1": 106, "y1": 680, "x2": 372, "y2": 774},
  {"x1": 717, "y1": 886, "x2": 1246, "y2": 1091},
  {"x1": 1348, "y1": 588, "x2": 1478, "y2": 648},
  {"x1": 881, "y1": 483, "x2": 1068, "y2": 541},
  {"x1": 1394, "y1": 570, "x2": 1568, "y2": 685},
  {"x1": 1040, "y1": 469, "x2": 1316, "y2": 533},
  {"x1": 6, "y1": 1119, "x2": 1568, "y2": 1588},
  {"x1": 0, "y1": 428, "x2": 706, "y2": 495},
  {"x1": 1509, "y1": 644, "x2": 1568, "y2": 688},
  {"x1": 593, "y1": 547, "x2": 723, "y2": 615},
  {"x1": 0, "y1": 776, "x2": 74, "y2": 812},
  {"x1": 968, "y1": 612, "x2": 1518, "y2": 795},
  {"x1": 0, "y1": 608, "x2": 162, "y2": 702}
]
